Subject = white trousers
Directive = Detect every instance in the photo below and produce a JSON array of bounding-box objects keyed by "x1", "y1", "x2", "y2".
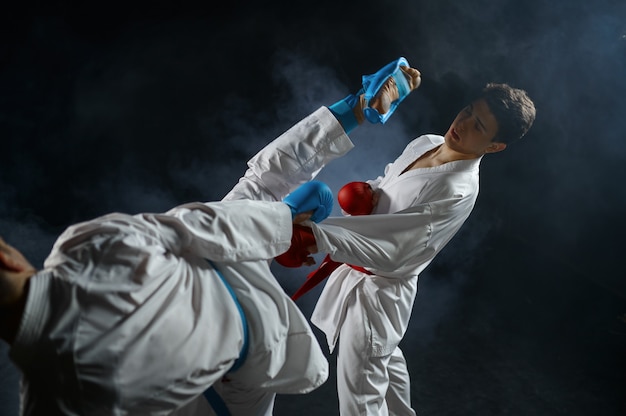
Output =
[
  {"x1": 337, "y1": 286, "x2": 416, "y2": 416},
  {"x1": 174, "y1": 107, "x2": 351, "y2": 416},
  {"x1": 225, "y1": 107, "x2": 417, "y2": 415}
]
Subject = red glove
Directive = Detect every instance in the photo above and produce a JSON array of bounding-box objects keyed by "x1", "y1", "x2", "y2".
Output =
[
  {"x1": 338, "y1": 181, "x2": 374, "y2": 216},
  {"x1": 275, "y1": 224, "x2": 316, "y2": 268}
]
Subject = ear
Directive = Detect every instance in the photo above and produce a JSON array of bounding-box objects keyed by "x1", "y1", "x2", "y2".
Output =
[{"x1": 484, "y1": 142, "x2": 507, "y2": 154}]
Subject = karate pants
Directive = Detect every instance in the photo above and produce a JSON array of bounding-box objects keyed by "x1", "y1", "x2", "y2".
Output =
[
  {"x1": 173, "y1": 107, "x2": 349, "y2": 416},
  {"x1": 222, "y1": 106, "x2": 353, "y2": 203},
  {"x1": 224, "y1": 107, "x2": 417, "y2": 414},
  {"x1": 337, "y1": 286, "x2": 416, "y2": 416},
  {"x1": 172, "y1": 108, "x2": 348, "y2": 415}
]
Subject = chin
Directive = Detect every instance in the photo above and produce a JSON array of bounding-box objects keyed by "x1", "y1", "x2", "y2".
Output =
[{"x1": 444, "y1": 133, "x2": 456, "y2": 145}]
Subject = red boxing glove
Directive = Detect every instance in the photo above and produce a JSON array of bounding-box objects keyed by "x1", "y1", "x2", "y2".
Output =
[
  {"x1": 275, "y1": 224, "x2": 316, "y2": 268},
  {"x1": 338, "y1": 181, "x2": 374, "y2": 216}
]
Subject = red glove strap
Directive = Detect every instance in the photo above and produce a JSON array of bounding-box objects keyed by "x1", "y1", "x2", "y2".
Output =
[{"x1": 274, "y1": 224, "x2": 316, "y2": 268}]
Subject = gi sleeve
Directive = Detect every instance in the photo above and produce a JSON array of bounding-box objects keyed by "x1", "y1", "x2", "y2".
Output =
[
  {"x1": 161, "y1": 200, "x2": 294, "y2": 262},
  {"x1": 311, "y1": 195, "x2": 475, "y2": 277},
  {"x1": 45, "y1": 200, "x2": 295, "y2": 272}
]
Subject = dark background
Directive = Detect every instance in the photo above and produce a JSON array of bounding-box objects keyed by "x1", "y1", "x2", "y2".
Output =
[{"x1": 1, "y1": 1, "x2": 625, "y2": 415}]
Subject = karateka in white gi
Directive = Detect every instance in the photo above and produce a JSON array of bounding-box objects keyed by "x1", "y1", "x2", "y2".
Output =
[
  {"x1": 1, "y1": 183, "x2": 337, "y2": 415},
  {"x1": 1, "y1": 56, "x2": 534, "y2": 416},
  {"x1": 0, "y1": 57, "x2": 419, "y2": 416},
  {"x1": 224, "y1": 58, "x2": 535, "y2": 415}
]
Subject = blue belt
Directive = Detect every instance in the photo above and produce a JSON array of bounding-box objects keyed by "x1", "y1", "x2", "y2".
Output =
[{"x1": 202, "y1": 261, "x2": 249, "y2": 416}]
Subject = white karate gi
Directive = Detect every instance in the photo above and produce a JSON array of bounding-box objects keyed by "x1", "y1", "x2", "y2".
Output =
[
  {"x1": 10, "y1": 199, "x2": 329, "y2": 415},
  {"x1": 219, "y1": 106, "x2": 482, "y2": 415},
  {"x1": 310, "y1": 132, "x2": 481, "y2": 415}
]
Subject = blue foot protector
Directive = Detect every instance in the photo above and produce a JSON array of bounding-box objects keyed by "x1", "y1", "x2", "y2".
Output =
[
  {"x1": 362, "y1": 57, "x2": 411, "y2": 124},
  {"x1": 328, "y1": 93, "x2": 360, "y2": 134}
]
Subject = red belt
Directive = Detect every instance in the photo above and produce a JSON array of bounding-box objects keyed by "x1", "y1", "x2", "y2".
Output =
[
  {"x1": 291, "y1": 254, "x2": 373, "y2": 301},
  {"x1": 347, "y1": 263, "x2": 374, "y2": 275}
]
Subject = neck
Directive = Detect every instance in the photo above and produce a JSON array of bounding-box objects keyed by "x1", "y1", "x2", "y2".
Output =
[{"x1": 433, "y1": 143, "x2": 480, "y2": 164}]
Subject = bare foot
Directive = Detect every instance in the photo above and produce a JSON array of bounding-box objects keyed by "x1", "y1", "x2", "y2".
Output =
[{"x1": 368, "y1": 66, "x2": 421, "y2": 115}]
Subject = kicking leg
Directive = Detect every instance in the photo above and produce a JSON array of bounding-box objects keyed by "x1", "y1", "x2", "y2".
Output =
[
  {"x1": 222, "y1": 107, "x2": 354, "y2": 203},
  {"x1": 223, "y1": 59, "x2": 421, "y2": 203}
]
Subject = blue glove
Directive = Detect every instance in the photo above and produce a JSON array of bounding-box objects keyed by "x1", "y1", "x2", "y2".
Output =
[{"x1": 283, "y1": 181, "x2": 333, "y2": 223}]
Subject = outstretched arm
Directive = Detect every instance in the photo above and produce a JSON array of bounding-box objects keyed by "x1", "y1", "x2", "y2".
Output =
[
  {"x1": 162, "y1": 181, "x2": 333, "y2": 263},
  {"x1": 310, "y1": 196, "x2": 474, "y2": 277}
]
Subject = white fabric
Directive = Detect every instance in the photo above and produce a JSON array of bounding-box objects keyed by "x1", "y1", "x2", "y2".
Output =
[
  {"x1": 217, "y1": 106, "x2": 481, "y2": 415},
  {"x1": 310, "y1": 134, "x2": 481, "y2": 356},
  {"x1": 335, "y1": 284, "x2": 415, "y2": 416},
  {"x1": 172, "y1": 104, "x2": 351, "y2": 414},
  {"x1": 11, "y1": 104, "x2": 481, "y2": 415},
  {"x1": 308, "y1": 135, "x2": 481, "y2": 415},
  {"x1": 11, "y1": 201, "x2": 328, "y2": 414},
  {"x1": 222, "y1": 106, "x2": 354, "y2": 202}
]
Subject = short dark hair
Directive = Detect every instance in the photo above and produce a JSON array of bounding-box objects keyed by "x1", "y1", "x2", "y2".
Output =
[{"x1": 480, "y1": 83, "x2": 536, "y2": 144}]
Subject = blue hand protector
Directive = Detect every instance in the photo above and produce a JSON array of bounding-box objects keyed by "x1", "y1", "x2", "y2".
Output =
[
  {"x1": 362, "y1": 57, "x2": 412, "y2": 124},
  {"x1": 283, "y1": 181, "x2": 334, "y2": 223}
]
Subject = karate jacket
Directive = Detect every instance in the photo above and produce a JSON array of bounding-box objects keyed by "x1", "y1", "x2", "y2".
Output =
[
  {"x1": 216, "y1": 106, "x2": 482, "y2": 359},
  {"x1": 310, "y1": 134, "x2": 482, "y2": 356},
  {"x1": 10, "y1": 200, "x2": 328, "y2": 415}
]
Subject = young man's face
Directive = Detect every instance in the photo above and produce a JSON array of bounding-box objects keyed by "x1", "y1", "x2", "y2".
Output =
[{"x1": 444, "y1": 99, "x2": 506, "y2": 157}]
